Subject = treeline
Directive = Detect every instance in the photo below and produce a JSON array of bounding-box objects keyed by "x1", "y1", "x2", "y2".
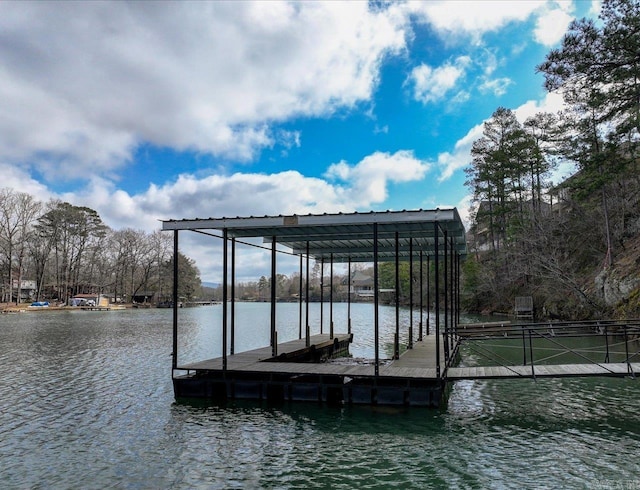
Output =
[
  {"x1": 463, "y1": 0, "x2": 640, "y2": 319},
  {"x1": 209, "y1": 262, "x2": 432, "y2": 305},
  {"x1": 209, "y1": 261, "x2": 339, "y2": 302},
  {"x1": 0, "y1": 189, "x2": 201, "y2": 304}
]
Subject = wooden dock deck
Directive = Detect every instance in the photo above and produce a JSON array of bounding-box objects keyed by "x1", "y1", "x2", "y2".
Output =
[
  {"x1": 178, "y1": 333, "x2": 445, "y2": 380},
  {"x1": 382, "y1": 335, "x2": 443, "y2": 378},
  {"x1": 179, "y1": 334, "x2": 362, "y2": 373},
  {"x1": 174, "y1": 333, "x2": 447, "y2": 407}
]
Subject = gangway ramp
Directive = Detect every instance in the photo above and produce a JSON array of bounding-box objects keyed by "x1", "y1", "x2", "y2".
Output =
[{"x1": 447, "y1": 362, "x2": 639, "y2": 380}]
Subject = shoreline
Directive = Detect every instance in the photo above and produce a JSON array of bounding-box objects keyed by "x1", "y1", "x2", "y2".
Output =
[{"x1": 0, "y1": 303, "x2": 133, "y2": 313}]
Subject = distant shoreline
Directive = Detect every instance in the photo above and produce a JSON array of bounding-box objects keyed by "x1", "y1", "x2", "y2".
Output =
[{"x1": 0, "y1": 303, "x2": 132, "y2": 313}]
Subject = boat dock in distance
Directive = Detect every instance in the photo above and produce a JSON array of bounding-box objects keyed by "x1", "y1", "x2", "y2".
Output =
[{"x1": 163, "y1": 209, "x2": 640, "y2": 408}]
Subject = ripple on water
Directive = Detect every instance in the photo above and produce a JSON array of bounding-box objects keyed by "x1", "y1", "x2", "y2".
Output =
[{"x1": 1, "y1": 308, "x2": 640, "y2": 489}]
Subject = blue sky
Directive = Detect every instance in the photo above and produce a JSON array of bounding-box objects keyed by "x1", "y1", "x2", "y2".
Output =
[{"x1": 0, "y1": 1, "x2": 599, "y2": 281}]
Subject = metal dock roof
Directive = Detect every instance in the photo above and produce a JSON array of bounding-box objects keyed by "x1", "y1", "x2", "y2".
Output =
[{"x1": 162, "y1": 208, "x2": 467, "y2": 262}]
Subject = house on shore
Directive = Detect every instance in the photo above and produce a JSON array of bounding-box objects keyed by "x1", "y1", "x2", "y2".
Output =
[
  {"x1": 70, "y1": 293, "x2": 109, "y2": 307},
  {"x1": 350, "y1": 270, "x2": 374, "y2": 299}
]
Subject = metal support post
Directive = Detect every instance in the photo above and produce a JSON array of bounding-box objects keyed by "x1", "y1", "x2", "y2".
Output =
[
  {"x1": 347, "y1": 257, "x2": 352, "y2": 335},
  {"x1": 394, "y1": 231, "x2": 400, "y2": 360},
  {"x1": 270, "y1": 236, "x2": 277, "y2": 357},
  {"x1": 320, "y1": 258, "x2": 324, "y2": 335},
  {"x1": 434, "y1": 221, "x2": 440, "y2": 378},
  {"x1": 427, "y1": 255, "x2": 431, "y2": 336},
  {"x1": 171, "y1": 230, "x2": 179, "y2": 370},
  {"x1": 443, "y1": 230, "x2": 449, "y2": 365},
  {"x1": 409, "y1": 237, "x2": 414, "y2": 349},
  {"x1": 374, "y1": 222, "x2": 380, "y2": 377},
  {"x1": 299, "y1": 254, "x2": 303, "y2": 339},
  {"x1": 305, "y1": 242, "x2": 310, "y2": 347},
  {"x1": 330, "y1": 253, "x2": 334, "y2": 339},
  {"x1": 222, "y1": 229, "x2": 228, "y2": 371},
  {"x1": 231, "y1": 237, "x2": 235, "y2": 355},
  {"x1": 419, "y1": 250, "x2": 423, "y2": 341}
]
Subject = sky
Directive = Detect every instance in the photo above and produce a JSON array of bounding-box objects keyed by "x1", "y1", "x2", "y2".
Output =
[{"x1": 0, "y1": 0, "x2": 600, "y2": 283}]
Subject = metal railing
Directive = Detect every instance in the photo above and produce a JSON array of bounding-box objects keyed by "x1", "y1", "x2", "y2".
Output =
[{"x1": 454, "y1": 319, "x2": 640, "y2": 378}]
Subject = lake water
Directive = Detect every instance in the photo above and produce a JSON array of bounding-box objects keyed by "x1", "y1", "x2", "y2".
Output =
[{"x1": 1, "y1": 304, "x2": 639, "y2": 489}]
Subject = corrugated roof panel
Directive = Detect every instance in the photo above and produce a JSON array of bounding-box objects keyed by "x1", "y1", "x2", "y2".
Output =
[{"x1": 162, "y1": 208, "x2": 466, "y2": 261}]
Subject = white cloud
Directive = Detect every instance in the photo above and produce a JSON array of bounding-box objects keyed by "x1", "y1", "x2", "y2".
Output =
[
  {"x1": 55, "y1": 150, "x2": 431, "y2": 281},
  {"x1": 436, "y1": 124, "x2": 484, "y2": 182},
  {"x1": 513, "y1": 91, "x2": 565, "y2": 121},
  {"x1": 456, "y1": 193, "x2": 474, "y2": 231},
  {"x1": 0, "y1": 1, "x2": 408, "y2": 179},
  {"x1": 480, "y1": 50, "x2": 500, "y2": 77},
  {"x1": 408, "y1": 0, "x2": 547, "y2": 43},
  {"x1": 63, "y1": 149, "x2": 430, "y2": 235},
  {"x1": 589, "y1": 1, "x2": 603, "y2": 18},
  {"x1": 410, "y1": 57, "x2": 471, "y2": 104},
  {"x1": 533, "y1": 2, "x2": 575, "y2": 46},
  {"x1": 325, "y1": 150, "x2": 431, "y2": 206},
  {"x1": 450, "y1": 91, "x2": 472, "y2": 106},
  {"x1": 479, "y1": 77, "x2": 513, "y2": 96},
  {"x1": 0, "y1": 163, "x2": 53, "y2": 199}
]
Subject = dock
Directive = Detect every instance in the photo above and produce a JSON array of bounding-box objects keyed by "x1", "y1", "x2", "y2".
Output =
[
  {"x1": 174, "y1": 318, "x2": 640, "y2": 407},
  {"x1": 164, "y1": 209, "x2": 467, "y2": 407},
  {"x1": 175, "y1": 333, "x2": 448, "y2": 407},
  {"x1": 79, "y1": 305, "x2": 126, "y2": 311},
  {"x1": 162, "y1": 209, "x2": 640, "y2": 408}
]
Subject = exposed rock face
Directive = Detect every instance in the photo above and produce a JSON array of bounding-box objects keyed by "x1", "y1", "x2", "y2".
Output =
[{"x1": 595, "y1": 269, "x2": 640, "y2": 307}]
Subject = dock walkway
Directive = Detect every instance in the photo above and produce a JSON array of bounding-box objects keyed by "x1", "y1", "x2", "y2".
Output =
[
  {"x1": 178, "y1": 330, "x2": 640, "y2": 380},
  {"x1": 447, "y1": 363, "x2": 640, "y2": 380},
  {"x1": 174, "y1": 328, "x2": 638, "y2": 406}
]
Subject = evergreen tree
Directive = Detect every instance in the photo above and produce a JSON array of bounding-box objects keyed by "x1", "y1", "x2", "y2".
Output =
[{"x1": 537, "y1": 0, "x2": 640, "y2": 267}]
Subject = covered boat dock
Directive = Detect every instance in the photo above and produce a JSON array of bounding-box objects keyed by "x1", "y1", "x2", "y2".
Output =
[{"x1": 162, "y1": 208, "x2": 467, "y2": 407}]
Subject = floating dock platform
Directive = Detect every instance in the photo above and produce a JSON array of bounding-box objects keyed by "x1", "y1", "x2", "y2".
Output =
[{"x1": 174, "y1": 333, "x2": 448, "y2": 407}]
